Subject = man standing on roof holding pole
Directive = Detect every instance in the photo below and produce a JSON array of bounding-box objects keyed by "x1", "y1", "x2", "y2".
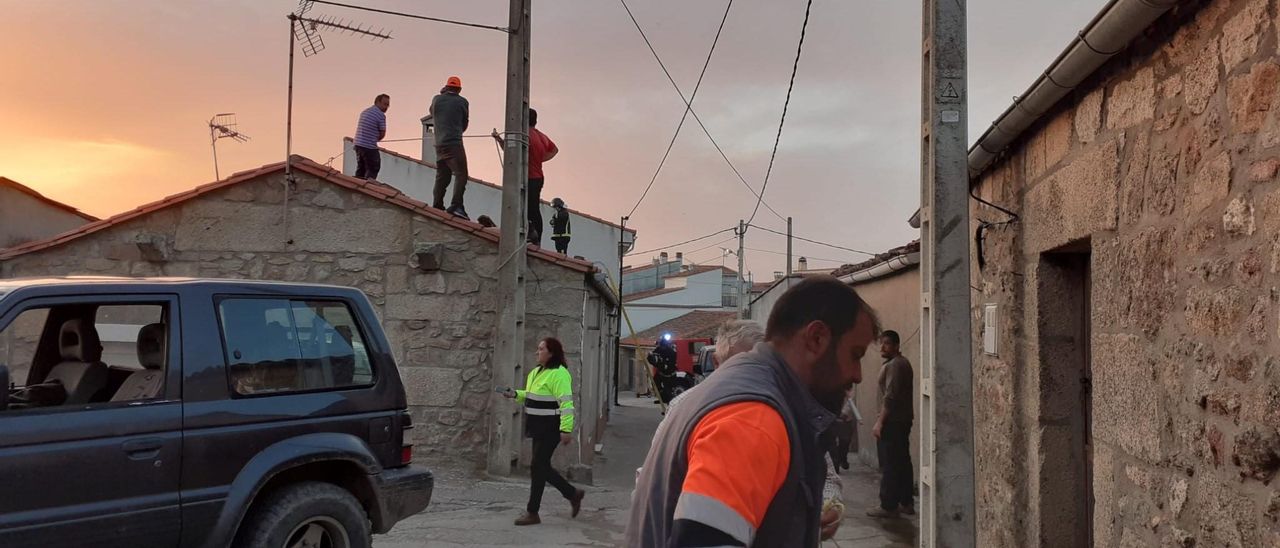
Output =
[
  {"x1": 430, "y1": 75, "x2": 471, "y2": 220},
  {"x1": 493, "y1": 107, "x2": 559, "y2": 246}
]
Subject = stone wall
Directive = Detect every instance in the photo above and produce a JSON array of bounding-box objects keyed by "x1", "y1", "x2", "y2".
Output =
[
  {"x1": 847, "y1": 267, "x2": 921, "y2": 470},
  {"x1": 0, "y1": 184, "x2": 92, "y2": 249},
  {"x1": 0, "y1": 170, "x2": 609, "y2": 471},
  {"x1": 971, "y1": 1, "x2": 1280, "y2": 546}
]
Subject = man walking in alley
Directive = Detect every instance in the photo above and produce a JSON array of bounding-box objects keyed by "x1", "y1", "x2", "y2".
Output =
[
  {"x1": 549, "y1": 197, "x2": 570, "y2": 254},
  {"x1": 627, "y1": 276, "x2": 879, "y2": 547},
  {"x1": 492, "y1": 108, "x2": 559, "y2": 245},
  {"x1": 430, "y1": 76, "x2": 470, "y2": 219},
  {"x1": 353, "y1": 93, "x2": 389, "y2": 180},
  {"x1": 867, "y1": 330, "x2": 915, "y2": 518}
]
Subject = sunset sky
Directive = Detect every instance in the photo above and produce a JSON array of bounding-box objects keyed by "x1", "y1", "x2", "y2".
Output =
[{"x1": 0, "y1": 0, "x2": 1100, "y2": 275}]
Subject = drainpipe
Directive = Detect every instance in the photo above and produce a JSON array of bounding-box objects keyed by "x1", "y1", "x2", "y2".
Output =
[{"x1": 968, "y1": 0, "x2": 1180, "y2": 177}]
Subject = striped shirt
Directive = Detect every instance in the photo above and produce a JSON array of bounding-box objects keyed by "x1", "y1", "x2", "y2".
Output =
[{"x1": 354, "y1": 106, "x2": 386, "y2": 148}]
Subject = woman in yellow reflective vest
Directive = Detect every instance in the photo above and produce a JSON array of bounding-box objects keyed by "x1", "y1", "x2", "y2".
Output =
[{"x1": 502, "y1": 337, "x2": 585, "y2": 526}]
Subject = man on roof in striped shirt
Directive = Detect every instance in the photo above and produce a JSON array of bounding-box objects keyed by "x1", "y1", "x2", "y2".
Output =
[{"x1": 353, "y1": 94, "x2": 389, "y2": 180}]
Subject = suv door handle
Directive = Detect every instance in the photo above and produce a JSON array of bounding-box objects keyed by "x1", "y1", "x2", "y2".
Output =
[{"x1": 122, "y1": 438, "x2": 163, "y2": 459}]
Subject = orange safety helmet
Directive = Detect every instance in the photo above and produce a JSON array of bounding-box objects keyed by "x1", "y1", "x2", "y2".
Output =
[{"x1": 446, "y1": 75, "x2": 462, "y2": 88}]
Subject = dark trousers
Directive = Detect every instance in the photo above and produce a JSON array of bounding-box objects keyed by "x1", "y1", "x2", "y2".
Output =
[
  {"x1": 528, "y1": 432, "x2": 575, "y2": 513},
  {"x1": 527, "y1": 178, "x2": 544, "y2": 245},
  {"x1": 354, "y1": 145, "x2": 380, "y2": 180},
  {"x1": 877, "y1": 421, "x2": 913, "y2": 510},
  {"x1": 552, "y1": 236, "x2": 570, "y2": 255},
  {"x1": 828, "y1": 420, "x2": 855, "y2": 469},
  {"x1": 433, "y1": 145, "x2": 469, "y2": 209}
]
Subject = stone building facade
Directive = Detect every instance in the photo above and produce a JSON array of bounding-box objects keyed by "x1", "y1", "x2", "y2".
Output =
[
  {"x1": 0, "y1": 157, "x2": 618, "y2": 475},
  {"x1": 969, "y1": 1, "x2": 1280, "y2": 546}
]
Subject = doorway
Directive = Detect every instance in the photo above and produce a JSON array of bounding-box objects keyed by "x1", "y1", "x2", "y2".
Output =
[{"x1": 1036, "y1": 243, "x2": 1093, "y2": 547}]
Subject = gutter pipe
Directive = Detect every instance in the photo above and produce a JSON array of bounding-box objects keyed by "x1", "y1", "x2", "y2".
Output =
[
  {"x1": 838, "y1": 252, "x2": 921, "y2": 285},
  {"x1": 967, "y1": 0, "x2": 1180, "y2": 179}
]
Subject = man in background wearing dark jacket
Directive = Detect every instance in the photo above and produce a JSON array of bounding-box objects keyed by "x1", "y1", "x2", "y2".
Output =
[{"x1": 430, "y1": 75, "x2": 470, "y2": 220}]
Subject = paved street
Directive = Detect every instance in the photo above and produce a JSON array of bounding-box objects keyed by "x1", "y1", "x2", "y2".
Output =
[{"x1": 378, "y1": 393, "x2": 916, "y2": 547}]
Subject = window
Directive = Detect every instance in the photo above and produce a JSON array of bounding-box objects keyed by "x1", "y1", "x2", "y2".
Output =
[
  {"x1": 219, "y1": 298, "x2": 374, "y2": 395},
  {"x1": 0, "y1": 307, "x2": 49, "y2": 387},
  {"x1": 1, "y1": 301, "x2": 170, "y2": 411},
  {"x1": 96, "y1": 305, "x2": 164, "y2": 370}
]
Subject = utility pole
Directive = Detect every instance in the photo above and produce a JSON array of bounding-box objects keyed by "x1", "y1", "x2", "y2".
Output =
[
  {"x1": 615, "y1": 216, "x2": 628, "y2": 406},
  {"x1": 786, "y1": 216, "x2": 793, "y2": 276},
  {"x1": 736, "y1": 219, "x2": 746, "y2": 318},
  {"x1": 920, "y1": 0, "x2": 975, "y2": 545},
  {"x1": 489, "y1": 0, "x2": 531, "y2": 477}
]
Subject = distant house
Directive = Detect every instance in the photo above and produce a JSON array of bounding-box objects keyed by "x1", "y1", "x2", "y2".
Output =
[
  {"x1": 622, "y1": 264, "x2": 738, "y2": 337},
  {"x1": 0, "y1": 177, "x2": 96, "y2": 249},
  {"x1": 621, "y1": 251, "x2": 686, "y2": 294}
]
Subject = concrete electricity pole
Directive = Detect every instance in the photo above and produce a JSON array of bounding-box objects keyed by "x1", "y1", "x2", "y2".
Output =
[
  {"x1": 919, "y1": 0, "x2": 976, "y2": 545},
  {"x1": 736, "y1": 219, "x2": 746, "y2": 317},
  {"x1": 786, "y1": 217, "x2": 793, "y2": 276},
  {"x1": 489, "y1": 0, "x2": 531, "y2": 477}
]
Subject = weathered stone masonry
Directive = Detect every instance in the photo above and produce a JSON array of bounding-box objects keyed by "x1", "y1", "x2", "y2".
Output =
[
  {"x1": 971, "y1": 1, "x2": 1280, "y2": 546},
  {"x1": 0, "y1": 160, "x2": 615, "y2": 473}
]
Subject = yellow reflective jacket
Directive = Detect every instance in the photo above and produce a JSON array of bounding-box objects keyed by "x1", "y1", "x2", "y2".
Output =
[{"x1": 515, "y1": 364, "x2": 575, "y2": 433}]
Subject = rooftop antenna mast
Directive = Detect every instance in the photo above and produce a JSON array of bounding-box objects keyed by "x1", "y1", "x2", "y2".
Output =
[
  {"x1": 285, "y1": 0, "x2": 391, "y2": 181},
  {"x1": 208, "y1": 113, "x2": 250, "y2": 180}
]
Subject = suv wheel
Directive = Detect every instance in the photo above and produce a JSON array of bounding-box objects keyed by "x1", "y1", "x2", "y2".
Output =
[{"x1": 238, "y1": 481, "x2": 371, "y2": 548}]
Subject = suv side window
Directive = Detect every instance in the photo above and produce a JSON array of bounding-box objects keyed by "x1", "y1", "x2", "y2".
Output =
[
  {"x1": 219, "y1": 298, "x2": 374, "y2": 396},
  {"x1": 0, "y1": 307, "x2": 49, "y2": 387},
  {"x1": 1, "y1": 301, "x2": 171, "y2": 411}
]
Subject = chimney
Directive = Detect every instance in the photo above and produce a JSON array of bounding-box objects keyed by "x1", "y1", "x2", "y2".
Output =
[
  {"x1": 798, "y1": 257, "x2": 808, "y2": 271},
  {"x1": 675, "y1": 252, "x2": 683, "y2": 262},
  {"x1": 420, "y1": 115, "x2": 437, "y2": 164},
  {"x1": 774, "y1": 271, "x2": 783, "y2": 280},
  {"x1": 659, "y1": 252, "x2": 668, "y2": 264}
]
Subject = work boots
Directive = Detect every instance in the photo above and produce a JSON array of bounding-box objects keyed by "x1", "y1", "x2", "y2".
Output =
[
  {"x1": 446, "y1": 205, "x2": 470, "y2": 221},
  {"x1": 570, "y1": 488, "x2": 585, "y2": 518}
]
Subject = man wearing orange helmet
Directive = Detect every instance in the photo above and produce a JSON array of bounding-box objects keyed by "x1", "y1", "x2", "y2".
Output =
[{"x1": 430, "y1": 75, "x2": 471, "y2": 220}]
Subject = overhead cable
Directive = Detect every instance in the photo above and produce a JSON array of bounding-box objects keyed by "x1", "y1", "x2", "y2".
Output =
[
  {"x1": 627, "y1": 227, "x2": 736, "y2": 257},
  {"x1": 618, "y1": 0, "x2": 786, "y2": 222},
  {"x1": 747, "y1": 224, "x2": 877, "y2": 257},
  {"x1": 623, "y1": 0, "x2": 735, "y2": 219},
  {"x1": 746, "y1": 0, "x2": 813, "y2": 229}
]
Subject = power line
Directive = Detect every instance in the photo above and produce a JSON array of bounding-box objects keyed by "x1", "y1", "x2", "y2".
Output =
[
  {"x1": 308, "y1": 0, "x2": 509, "y2": 33},
  {"x1": 618, "y1": 0, "x2": 786, "y2": 222},
  {"x1": 743, "y1": 247, "x2": 851, "y2": 264},
  {"x1": 685, "y1": 235, "x2": 739, "y2": 256},
  {"x1": 627, "y1": 227, "x2": 736, "y2": 257},
  {"x1": 746, "y1": 0, "x2": 813, "y2": 229},
  {"x1": 747, "y1": 223, "x2": 877, "y2": 257},
  {"x1": 624, "y1": 0, "x2": 735, "y2": 219}
]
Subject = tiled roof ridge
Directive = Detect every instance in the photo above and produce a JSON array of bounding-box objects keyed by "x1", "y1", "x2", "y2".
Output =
[
  {"x1": 0, "y1": 156, "x2": 596, "y2": 275},
  {"x1": 829, "y1": 240, "x2": 921, "y2": 278},
  {"x1": 621, "y1": 309, "x2": 737, "y2": 346}
]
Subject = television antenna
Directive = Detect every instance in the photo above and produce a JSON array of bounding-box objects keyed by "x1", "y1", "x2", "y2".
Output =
[
  {"x1": 285, "y1": 0, "x2": 392, "y2": 181},
  {"x1": 208, "y1": 113, "x2": 250, "y2": 180}
]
